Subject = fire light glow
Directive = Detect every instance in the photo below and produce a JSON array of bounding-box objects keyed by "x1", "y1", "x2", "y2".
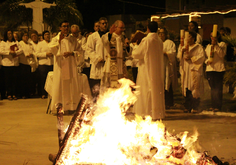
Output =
[{"x1": 57, "y1": 78, "x2": 214, "y2": 165}]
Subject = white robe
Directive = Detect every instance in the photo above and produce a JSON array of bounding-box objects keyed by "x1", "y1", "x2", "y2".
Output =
[
  {"x1": 177, "y1": 43, "x2": 205, "y2": 98},
  {"x1": 49, "y1": 33, "x2": 81, "y2": 112},
  {"x1": 132, "y1": 33, "x2": 165, "y2": 120},
  {"x1": 86, "y1": 31, "x2": 104, "y2": 79},
  {"x1": 101, "y1": 32, "x2": 128, "y2": 88},
  {"x1": 163, "y1": 39, "x2": 178, "y2": 91}
]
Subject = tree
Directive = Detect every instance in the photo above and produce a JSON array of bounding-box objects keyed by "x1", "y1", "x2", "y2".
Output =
[{"x1": 0, "y1": 0, "x2": 83, "y2": 33}]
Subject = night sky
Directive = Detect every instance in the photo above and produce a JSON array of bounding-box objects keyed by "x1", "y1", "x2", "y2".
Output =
[
  {"x1": 0, "y1": 0, "x2": 166, "y2": 30},
  {"x1": 76, "y1": 0, "x2": 166, "y2": 29}
]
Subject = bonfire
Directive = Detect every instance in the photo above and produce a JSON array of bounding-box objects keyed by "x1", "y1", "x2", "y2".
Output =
[{"x1": 52, "y1": 78, "x2": 220, "y2": 165}]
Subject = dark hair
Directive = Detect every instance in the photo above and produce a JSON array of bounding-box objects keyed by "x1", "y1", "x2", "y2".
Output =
[
  {"x1": 42, "y1": 30, "x2": 50, "y2": 39},
  {"x1": 59, "y1": 20, "x2": 69, "y2": 27},
  {"x1": 3, "y1": 30, "x2": 15, "y2": 42},
  {"x1": 188, "y1": 30, "x2": 197, "y2": 42},
  {"x1": 159, "y1": 27, "x2": 168, "y2": 37},
  {"x1": 29, "y1": 29, "x2": 38, "y2": 37},
  {"x1": 20, "y1": 30, "x2": 28, "y2": 41},
  {"x1": 148, "y1": 21, "x2": 158, "y2": 33},
  {"x1": 99, "y1": 17, "x2": 107, "y2": 22},
  {"x1": 189, "y1": 21, "x2": 199, "y2": 33},
  {"x1": 225, "y1": 27, "x2": 231, "y2": 35}
]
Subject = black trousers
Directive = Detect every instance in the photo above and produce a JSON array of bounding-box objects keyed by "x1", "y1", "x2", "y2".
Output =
[
  {"x1": 165, "y1": 84, "x2": 174, "y2": 107},
  {"x1": 82, "y1": 66, "x2": 91, "y2": 88},
  {"x1": 38, "y1": 65, "x2": 53, "y2": 96},
  {"x1": 0, "y1": 66, "x2": 6, "y2": 99},
  {"x1": 184, "y1": 88, "x2": 200, "y2": 111},
  {"x1": 2, "y1": 66, "x2": 18, "y2": 97},
  {"x1": 206, "y1": 71, "x2": 225, "y2": 110},
  {"x1": 19, "y1": 64, "x2": 31, "y2": 97},
  {"x1": 132, "y1": 67, "x2": 138, "y2": 84}
]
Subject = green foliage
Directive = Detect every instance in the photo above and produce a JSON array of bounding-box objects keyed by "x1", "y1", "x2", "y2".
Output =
[
  {"x1": 224, "y1": 63, "x2": 236, "y2": 88},
  {"x1": 0, "y1": 0, "x2": 83, "y2": 33},
  {"x1": 222, "y1": 35, "x2": 236, "y2": 47}
]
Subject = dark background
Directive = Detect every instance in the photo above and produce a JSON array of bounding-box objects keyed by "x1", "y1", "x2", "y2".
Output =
[{"x1": 76, "y1": 0, "x2": 165, "y2": 29}]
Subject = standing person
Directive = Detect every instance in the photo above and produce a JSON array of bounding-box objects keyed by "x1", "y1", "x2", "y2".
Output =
[
  {"x1": 70, "y1": 24, "x2": 84, "y2": 67},
  {"x1": 94, "y1": 21, "x2": 100, "y2": 32},
  {"x1": 0, "y1": 42, "x2": 6, "y2": 100},
  {"x1": 81, "y1": 29, "x2": 93, "y2": 80},
  {"x1": 177, "y1": 31, "x2": 205, "y2": 113},
  {"x1": 101, "y1": 20, "x2": 128, "y2": 88},
  {"x1": 49, "y1": 20, "x2": 81, "y2": 114},
  {"x1": 29, "y1": 29, "x2": 39, "y2": 97},
  {"x1": 0, "y1": 30, "x2": 23, "y2": 100},
  {"x1": 132, "y1": 21, "x2": 165, "y2": 120},
  {"x1": 19, "y1": 31, "x2": 37, "y2": 99},
  {"x1": 205, "y1": 31, "x2": 227, "y2": 112},
  {"x1": 35, "y1": 30, "x2": 53, "y2": 99},
  {"x1": 188, "y1": 21, "x2": 202, "y2": 44},
  {"x1": 158, "y1": 27, "x2": 178, "y2": 109},
  {"x1": 86, "y1": 17, "x2": 108, "y2": 98}
]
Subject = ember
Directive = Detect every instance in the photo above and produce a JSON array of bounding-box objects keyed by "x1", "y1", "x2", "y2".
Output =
[{"x1": 53, "y1": 78, "x2": 225, "y2": 165}]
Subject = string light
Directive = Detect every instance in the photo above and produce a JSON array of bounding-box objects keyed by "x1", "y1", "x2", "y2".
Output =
[{"x1": 151, "y1": 9, "x2": 236, "y2": 21}]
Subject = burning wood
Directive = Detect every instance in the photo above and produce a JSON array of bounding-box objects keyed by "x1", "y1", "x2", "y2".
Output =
[
  {"x1": 54, "y1": 94, "x2": 88, "y2": 165},
  {"x1": 56, "y1": 103, "x2": 65, "y2": 148},
  {"x1": 50, "y1": 79, "x2": 227, "y2": 165}
]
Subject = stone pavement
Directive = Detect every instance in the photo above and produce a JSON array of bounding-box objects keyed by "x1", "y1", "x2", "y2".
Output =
[{"x1": 0, "y1": 98, "x2": 236, "y2": 165}]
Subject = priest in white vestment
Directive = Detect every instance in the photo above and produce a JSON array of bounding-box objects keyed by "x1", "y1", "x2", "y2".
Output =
[
  {"x1": 132, "y1": 21, "x2": 165, "y2": 120},
  {"x1": 49, "y1": 21, "x2": 81, "y2": 113},
  {"x1": 177, "y1": 31, "x2": 205, "y2": 113},
  {"x1": 158, "y1": 27, "x2": 178, "y2": 109},
  {"x1": 86, "y1": 17, "x2": 108, "y2": 99},
  {"x1": 101, "y1": 20, "x2": 128, "y2": 89}
]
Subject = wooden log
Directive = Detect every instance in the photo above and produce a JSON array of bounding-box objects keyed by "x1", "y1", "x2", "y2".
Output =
[
  {"x1": 56, "y1": 103, "x2": 65, "y2": 148},
  {"x1": 54, "y1": 94, "x2": 88, "y2": 165}
]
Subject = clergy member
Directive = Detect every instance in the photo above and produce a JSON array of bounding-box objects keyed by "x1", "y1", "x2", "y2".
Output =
[
  {"x1": 49, "y1": 20, "x2": 81, "y2": 114},
  {"x1": 177, "y1": 31, "x2": 205, "y2": 113},
  {"x1": 158, "y1": 27, "x2": 178, "y2": 109},
  {"x1": 86, "y1": 17, "x2": 108, "y2": 99},
  {"x1": 101, "y1": 20, "x2": 128, "y2": 89},
  {"x1": 132, "y1": 21, "x2": 165, "y2": 120}
]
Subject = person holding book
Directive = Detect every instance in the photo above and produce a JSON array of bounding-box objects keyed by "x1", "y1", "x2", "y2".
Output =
[
  {"x1": 132, "y1": 21, "x2": 165, "y2": 120},
  {"x1": 0, "y1": 30, "x2": 23, "y2": 100}
]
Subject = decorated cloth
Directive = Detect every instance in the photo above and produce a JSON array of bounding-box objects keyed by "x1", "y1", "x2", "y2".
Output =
[{"x1": 101, "y1": 32, "x2": 128, "y2": 88}]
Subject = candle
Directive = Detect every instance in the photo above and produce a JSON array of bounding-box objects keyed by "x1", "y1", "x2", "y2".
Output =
[
  {"x1": 180, "y1": 30, "x2": 184, "y2": 38},
  {"x1": 212, "y1": 24, "x2": 218, "y2": 38},
  {"x1": 180, "y1": 30, "x2": 184, "y2": 46},
  {"x1": 184, "y1": 31, "x2": 189, "y2": 40}
]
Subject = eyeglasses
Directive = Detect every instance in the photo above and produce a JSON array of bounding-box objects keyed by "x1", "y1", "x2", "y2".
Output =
[{"x1": 101, "y1": 22, "x2": 108, "y2": 25}]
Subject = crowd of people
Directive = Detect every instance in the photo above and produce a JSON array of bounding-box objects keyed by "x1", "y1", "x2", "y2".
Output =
[{"x1": 0, "y1": 17, "x2": 235, "y2": 120}]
